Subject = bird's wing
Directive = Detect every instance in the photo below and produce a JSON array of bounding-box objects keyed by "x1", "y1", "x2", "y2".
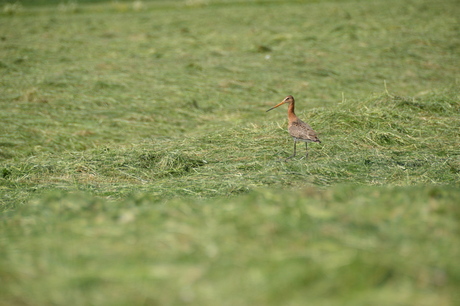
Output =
[{"x1": 288, "y1": 120, "x2": 321, "y2": 142}]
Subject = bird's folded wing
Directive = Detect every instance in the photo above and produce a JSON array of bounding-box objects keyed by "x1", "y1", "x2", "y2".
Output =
[{"x1": 288, "y1": 120, "x2": 320, "y2": 142}]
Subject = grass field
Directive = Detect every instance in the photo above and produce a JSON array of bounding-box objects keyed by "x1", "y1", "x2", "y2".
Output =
[{"x1": 1, "y1": 0, "x2": 459, "y2": 305}]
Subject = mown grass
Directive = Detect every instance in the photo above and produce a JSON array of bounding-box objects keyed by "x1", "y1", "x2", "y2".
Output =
[
  {"x1": 1, "y1": 0, "x2": 459, "y2": 304},
  {"x1": 2, "y1": 89, "x2": 459, "y2": 207}
]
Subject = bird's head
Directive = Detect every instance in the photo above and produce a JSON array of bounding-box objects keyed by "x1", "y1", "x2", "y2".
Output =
[{"x1": 266, "y1": 95, "x2": 294, "y2": 112}]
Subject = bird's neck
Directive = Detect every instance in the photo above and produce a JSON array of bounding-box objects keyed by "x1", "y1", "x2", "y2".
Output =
[{"x1": 287, "y1": 102, "x2": 297, "y2": 121}]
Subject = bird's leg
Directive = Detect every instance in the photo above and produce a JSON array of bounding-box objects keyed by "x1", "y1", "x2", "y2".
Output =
[
  {"x1": 285, "y1": 140, "x2": 297, "y2": 161},
  {"x1": 305, "y1": 142, "x2": 308, "y2": 159}
]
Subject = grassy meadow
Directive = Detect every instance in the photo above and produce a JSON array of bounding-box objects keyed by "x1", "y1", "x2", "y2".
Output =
[{"x1": 1, "y1": 0, "x2": 459, "y2": 305}]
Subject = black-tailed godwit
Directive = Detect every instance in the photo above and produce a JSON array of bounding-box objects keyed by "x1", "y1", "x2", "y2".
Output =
[{"x1": 266, "y1": 95, "x2": 321, "y2": 160}]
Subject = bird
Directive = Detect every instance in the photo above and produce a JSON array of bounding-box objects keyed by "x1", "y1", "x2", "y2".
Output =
[{"x1": 266, "y1": 95, "x2": 321, "y2": 161}]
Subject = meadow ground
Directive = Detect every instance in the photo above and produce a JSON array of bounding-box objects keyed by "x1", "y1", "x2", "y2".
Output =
[{"x1": 1, "y1": 0, "x2": 459, "y2": 305}]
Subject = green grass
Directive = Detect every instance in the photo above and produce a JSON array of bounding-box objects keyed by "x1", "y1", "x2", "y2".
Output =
[
  {"x1": 1, "y1": 0, "x2": 459, "y2": 305},
  {"x1": 1, "y1": 185, "x2": 460, "y2": 305}
]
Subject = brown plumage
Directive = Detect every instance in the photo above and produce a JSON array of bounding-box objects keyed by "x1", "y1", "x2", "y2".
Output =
[{"x1": 266, "y1": 95, "x2": 321, "y2": 160}]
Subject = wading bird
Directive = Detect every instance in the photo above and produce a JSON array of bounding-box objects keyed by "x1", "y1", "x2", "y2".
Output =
[{"x1": 266, "y1": 95, "x2": 321, "y2": 161}]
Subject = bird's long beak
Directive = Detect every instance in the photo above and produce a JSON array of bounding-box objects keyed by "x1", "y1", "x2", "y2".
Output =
[{"x1": 266, "y1": 100, "x2": 286, "y2": 112}]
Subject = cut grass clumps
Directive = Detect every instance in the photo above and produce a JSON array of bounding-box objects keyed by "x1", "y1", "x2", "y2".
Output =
[
  {"x1": 138, "y1": 151, "x2": 206, "y2": 177},
  {"x1": 2, "y1": 148, "x2": 207, "y2": 182},
  {"x1": 318, "y1": 89, "x2": 459, "y2": 151},
  {"x1": 1, "y1": 88, "x2": 459, "y2": 207}
]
